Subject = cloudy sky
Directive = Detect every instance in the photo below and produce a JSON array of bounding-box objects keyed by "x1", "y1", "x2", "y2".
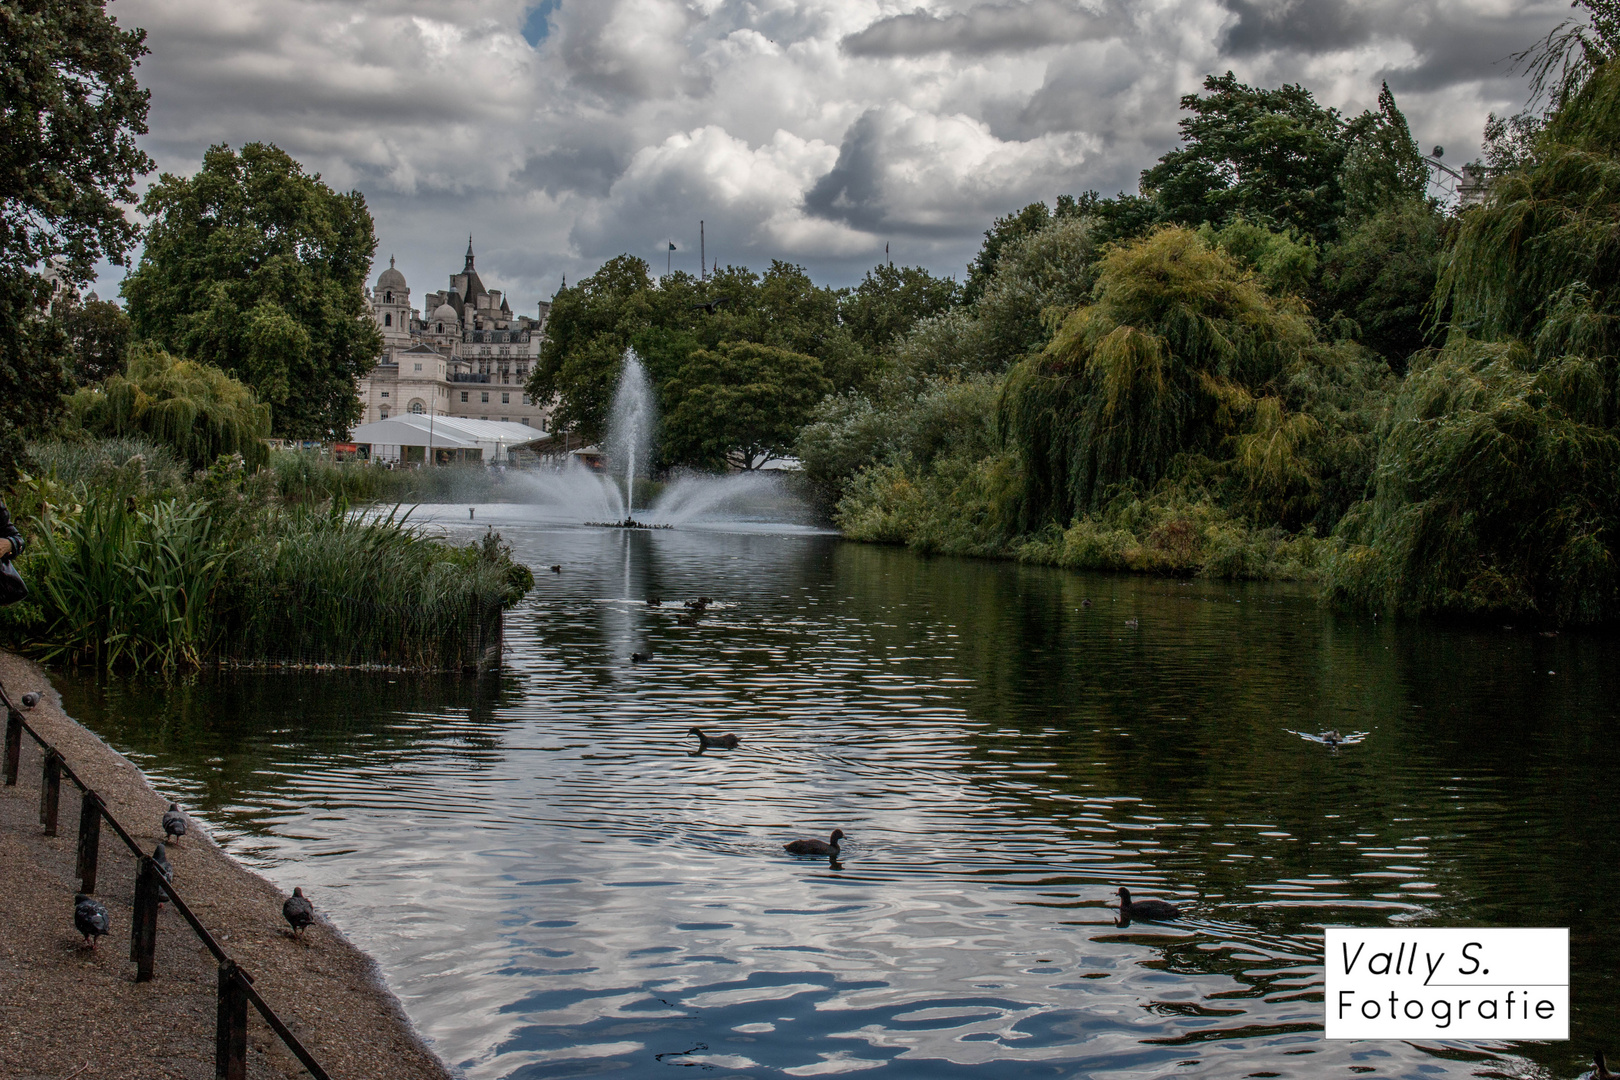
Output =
[{"x1": 96, "y1": 0, "x2": 1571, "y2": 311}]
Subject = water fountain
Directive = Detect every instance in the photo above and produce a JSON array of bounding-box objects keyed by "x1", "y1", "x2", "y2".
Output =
[
  {"x1": 589, "y1": 350, "x2": 668, "y2": 528},
  {"x1": 505, "y1": 348, "x2": 816, "y2": 530}
]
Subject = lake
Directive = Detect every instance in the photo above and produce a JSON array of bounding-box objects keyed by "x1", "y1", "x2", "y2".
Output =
[{"x1": 56, "y1": 505, "x2": 1620, "y2": 1079}]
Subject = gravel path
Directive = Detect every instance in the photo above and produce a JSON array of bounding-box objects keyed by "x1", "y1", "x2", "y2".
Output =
[{"x1": 0, "y1": 652, "x2": 455, "y2": 1080}]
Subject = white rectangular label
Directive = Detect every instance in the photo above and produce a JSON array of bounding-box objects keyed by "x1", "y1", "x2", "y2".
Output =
[{"x1": 1324, "y1": 928, "x2": 1568, "y2": 1040}]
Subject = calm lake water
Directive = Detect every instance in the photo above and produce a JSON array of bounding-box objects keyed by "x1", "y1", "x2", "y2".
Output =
[{"x1": 55, "y1": 505, "x2": 1620, "y2": 1079}]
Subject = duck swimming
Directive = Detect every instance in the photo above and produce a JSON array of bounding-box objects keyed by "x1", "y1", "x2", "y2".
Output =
[
  {"x1": 1321, "y1": 730, "x2": 1343, "y2": 746},
  {"x1": 784, "y1": 829, "x2": 844, "y2": 856},
  {"x1": 688, "y1": 727, "x2": 739, "y2": 750},
  {"x1": 1116, "y1": 887, "x2": 1180, "y2": 921}
]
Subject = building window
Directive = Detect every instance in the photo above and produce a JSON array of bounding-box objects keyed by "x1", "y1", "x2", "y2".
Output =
[
  {"x1": 460, "y1": 391, "x2": 468, "y2": 402},
  {"x1": 385, "y1": 290, "x2": 393, "y2": 303},
  {"x1": 501, "y1": 417, "x2": 509, "y2": 423},
  {"x1": 521, "y1": 394, "x2": 530, "y2": 404},
  {"x1": 502, "y1": 392, "x2": 510, "y2": 404},
  {"x1": 414, "y1": 363, "x2": 422, "y2": 371},
  {"x1": 521, "y1": 417, "x2": 529, "y2": 426},
  {"x1": 384, "y1": 313, "x2": 392, "y2": 326},
  {"x1": 409, "y1": 400, "x2": 425, "y2": 414},
  {"x1": 481, "y1": 391, "x2": 489, "y2": 402},
  {"x1": 381, "y1": 391, "x2": 389, "y2": 398},
  {"x1": 436, "y1": 323, "x2": 443, "y2": 333},
  {"x1": 380, "y1": 408, "x2": 389, "y2": 419}
]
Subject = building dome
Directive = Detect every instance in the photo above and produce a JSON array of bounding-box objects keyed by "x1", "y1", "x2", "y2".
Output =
[
  {"x1": 432, "y1": 302, "x2": 458, "y2": 323},
  {"x1": 376, "y1": 256, "x2": 406, "y2": 291}
]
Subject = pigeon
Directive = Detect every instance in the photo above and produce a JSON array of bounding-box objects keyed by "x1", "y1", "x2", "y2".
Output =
[
  {"x1": 20, "y1": 691, "x2": 40, "y2": 708},
  {"x1": 549, "y1": 564, "x2": 562, "y2": 573},
  {"x1": 784, "y1": 829, "x2": 844, "y2": 856},
  {"x1": 152, "y1": 843, "x2": 172, "y2": 902},
  {"x1": 74, "y1": 893, "x2": 109, "y2": 948},
  {"x1": 283, "y1": 887, "x2": 315, "y2": 937},
  {"x1": 162, "y1": 802, "x2": 187, "y2": 844}
]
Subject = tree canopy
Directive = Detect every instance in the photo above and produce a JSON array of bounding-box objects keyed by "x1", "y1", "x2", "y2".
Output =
[
  {"x1": 69, "y1": 343, "x2": 272, "y2": 470},
  {"x1": 0, "y1": 0, "x2": 152, "y2": 476},
  {"x1": 662, "y1": 342, "x2": 832, "y2": 470},
  {"x1": 121, "y1": 143, "x2": 382, "y2": 439}
]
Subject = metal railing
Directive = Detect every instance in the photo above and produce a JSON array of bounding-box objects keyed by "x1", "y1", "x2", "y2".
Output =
[{"x1": 1, "y1": 680, "x2": 332, "y2": 1080}]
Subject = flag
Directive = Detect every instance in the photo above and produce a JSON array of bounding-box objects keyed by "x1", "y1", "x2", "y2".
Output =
[{"x1": 669, "y1": 242, "x2": 677, "y2": 250}]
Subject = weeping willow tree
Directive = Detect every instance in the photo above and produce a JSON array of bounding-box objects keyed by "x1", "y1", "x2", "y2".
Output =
[
  {"x1": 1000, "y1": 227, "x2": 1322, "y2": 528},
  {"x1": 1327, "y1": 52, "x2": 1620, "y2": 624},
  {"x1": 69, "y1": 344, "x2": 272, "y2": 470}
]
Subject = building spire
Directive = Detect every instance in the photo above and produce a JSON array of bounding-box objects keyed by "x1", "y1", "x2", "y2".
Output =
[
  {"x1": 389, "y1": 255, "x2": 395, "y2": 268},
  {"x1": 464, "y1": 235, "x2": 475, "y2": 272}
]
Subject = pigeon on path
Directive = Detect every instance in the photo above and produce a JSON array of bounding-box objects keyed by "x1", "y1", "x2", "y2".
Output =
[
  {"x1": 74, "y1": 893, "x2": 109, "y2": 948},
  {"x1": 162, "y1": 802, "x2": 187, "y2": 844},
  {"x1": 283, "y1": 887, "x2": 315, "y2": 937},
  {"x1": 20, "y1": 691, "x2": 40, "y2": 708}
]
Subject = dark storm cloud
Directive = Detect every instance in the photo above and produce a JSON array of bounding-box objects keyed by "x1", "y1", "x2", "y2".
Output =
[
  {"x1": 841, "y1": 0, "x2": 1115, "y2": 58},
  {"x1": 1220, "y1": 0, "x2": 1374, "y2": 56},
  {"x1": 803, "y1": 111, "x2": 887, "y2": 231}
]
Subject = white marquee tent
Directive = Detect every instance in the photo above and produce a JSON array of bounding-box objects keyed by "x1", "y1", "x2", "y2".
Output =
[{"x1": 349, "y1": 415, "x2": 549, "y2": 465}]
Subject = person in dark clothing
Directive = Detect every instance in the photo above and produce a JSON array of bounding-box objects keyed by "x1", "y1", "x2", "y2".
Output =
[{"x1": 0, "y1": 499, "x2": 22, "y2": 561}]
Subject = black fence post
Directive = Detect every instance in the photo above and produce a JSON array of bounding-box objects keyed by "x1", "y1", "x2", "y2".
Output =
[
  {"x1": 131, "y1": 855, "x2": 159, "y2": 981},
  {"x1": 76, "y1": 790, "x2": 102, "y2": 894},
  {"x1": 216, "y1": 960, "x2": 249, "y2": 1080},
  {"x1": 39, "y1": 749, "x2": 61, "y2": 835},
  {"x1": 3, "y1": 707, "x2": 19, "y2": 785}
]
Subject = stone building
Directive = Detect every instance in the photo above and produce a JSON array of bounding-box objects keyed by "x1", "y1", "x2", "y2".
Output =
[{"x1": 356, "y1": 240, "x2": 553, "y2": 430}]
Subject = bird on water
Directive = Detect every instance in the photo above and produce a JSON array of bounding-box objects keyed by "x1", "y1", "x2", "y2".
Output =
[
  {"x1": 1125, "y1": 617, "x2": 1139, "y2": 629},
  {"x1": 632, "y1": 652, "x2": 651, "y2": 664},
  {"x1": 1116, "y1": 887, "x2": 1180, "y2": 921},
  {"x1": 74, "y1": 894, "x2": 109, "y2": 949},
  {"x1": 688, "y1": 727, "x2": 739, "y2": 750},
  {"x1": 283, "y1": 887, "x2": 315, "y2": 937},
  {"x1": 550, "y1": 564, "x2": 562, "y2": 574},
  {"x1": 1321, "y1": 730, "x2": 1343, "y2": 746},
  {"x1": 784, "y1": 829, "x2": 845, "y2": 856},
  {"x1": 163, "y1": 802, "x2": 187, "y2": 844}
]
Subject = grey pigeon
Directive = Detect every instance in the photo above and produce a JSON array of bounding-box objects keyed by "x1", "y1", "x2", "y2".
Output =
[
  {"x1": 74, "y1": 893, "x2": 109, "y2": 948},
  {"x1": 152, "y1": 842, "x2": 172, "y2": 903},
  {"x1": 283, "y1": 887, "x2": 314, "y2": 937},
  {"x1": 162, "y1": 802, "x2": 187, "y2": 843},
  {"x1": 20, "y1": 691, "x2": 39, "y2": 708}
]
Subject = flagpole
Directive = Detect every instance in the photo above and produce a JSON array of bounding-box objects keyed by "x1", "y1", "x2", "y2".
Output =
[{"x1": 700, "y1": 221, "x2": 705, "y2": 283}]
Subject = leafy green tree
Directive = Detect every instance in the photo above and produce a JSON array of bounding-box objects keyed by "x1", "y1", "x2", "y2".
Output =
[
  {"x1": 1141, "y1": 73, "x2": 1351, "y2": 240},
  {"x1": 1000, "y1": 227, "x2": 1318, "y2": 526},
  {"x1": 69, "y1": 343, "x2": 272, "y2": 470},
  {"x1": 528, "y1": 255, "x2": 659, "y2": 440},
  {"x1": 1141, "y1": 75, "x2": 1425, "y2": 243},
  {"x1": 56, "y1": 292, "x2": 132, "y2": 384},
  {"x1": 662, "y1": 342, "x2": 832, "y2": 469},
  {"x1": 963, "y1": 201, "x2": 1058, "y2": 306},
  {"x1": 530, "y1": 257, "x2": 863, "y2": 448},
  {"x1": 0, "y1": 0, "x2": 152, "y2": 476},
  {"x1": 841, "y1": 263, "x2": 961, "y2": 354},
  {"x1": 122, "y1": 143, "x2": 382, "y2": 439},
  {"x1": 1319, "y1": 201, "x2": 1444, "y2": 369}
]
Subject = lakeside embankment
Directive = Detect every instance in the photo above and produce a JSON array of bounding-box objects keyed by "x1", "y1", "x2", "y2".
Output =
[{"x1": 0, "y1": 650, "x2": 454, "y2": 1080}]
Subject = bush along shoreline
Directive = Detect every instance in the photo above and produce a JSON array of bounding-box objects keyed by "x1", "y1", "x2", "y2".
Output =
[{"x1": 1, "y1": 444, "x2": 534, "y2": 674}]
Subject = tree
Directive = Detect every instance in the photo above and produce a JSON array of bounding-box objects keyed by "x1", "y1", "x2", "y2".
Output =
[
  {"x1": 1319, "y1": 201, "x2": 1444, "y2": 370},
  {"x1": 56, "y1": 292, "x2": 132, "y2": 384},
  {"x1": 69, "y1": 343, "x2": 272, "y2": 470},
  {"x1": 0, "y1": 0, "x2": 152, "y2": 476},
  {"x1": 841, "y1": 263, "x2": 961, "y2": 355},
  {"x1": 662, "y1": 342, "x2": 833, "y2": 469},
  {"x1": 121, "y1": 143, "x2": 382, "y2": 439}
]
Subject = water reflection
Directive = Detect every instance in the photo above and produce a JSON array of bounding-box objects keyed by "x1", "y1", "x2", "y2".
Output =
[{"x1": 55, "y1": 507, "x2": 1620, "y2": 1079}]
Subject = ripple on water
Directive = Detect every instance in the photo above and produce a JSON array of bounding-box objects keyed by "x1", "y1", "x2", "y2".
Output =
[{"x1": 54, "y1": 512, "x2": 1620, "y2": 1079}]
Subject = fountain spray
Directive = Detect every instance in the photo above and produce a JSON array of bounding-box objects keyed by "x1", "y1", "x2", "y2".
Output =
[{"x1": 605, "y1": 350, "x2": 655, "y2": 524}]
